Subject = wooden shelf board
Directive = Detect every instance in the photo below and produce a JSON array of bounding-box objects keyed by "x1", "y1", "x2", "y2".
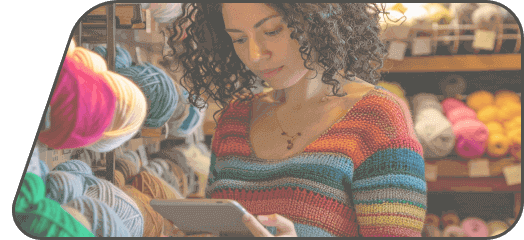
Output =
[
  {"x1": 380, "y1": 54, "x2": 521, "y2": 73},
  {"x1": 427, "y1": 177, "x2": 520, "y2": 192}
]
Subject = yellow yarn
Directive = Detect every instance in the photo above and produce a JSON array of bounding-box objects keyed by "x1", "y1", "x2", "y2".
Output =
[
  {"x1": 61, "y1": 205, "x2": 92, "y2": 232},
  {"x1": 507, "y1": 128, "x2": 521, "y2": 146},
  {"x1": 71, "y1": 47, "x2": 109, "y2": 74},
  {"x1": 486, "y1": 121, "x2": 505, "y2": 135},
  {"x1": 495, "y1": 90, "x2": 521, "y2": 107},
  {"x1": 466, "y1": 90, "x2": 495, "y2": 112},
  {"x1": 497, "y1": 102, "x2": 521, "y2": 122},
  {"x1": 504, "y1": 116, "x2": 521, "y2": 132},
  {"x1": 487, "y1": 133, "x2": 510, "y2": 156},
  {"x1": 477, "y1": 105, "x2": 499, "y2": 124}
]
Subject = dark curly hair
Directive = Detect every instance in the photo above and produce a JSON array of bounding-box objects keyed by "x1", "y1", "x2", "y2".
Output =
[{"x1": 165, "y1": 3, "x2": 389, "y2": 124}]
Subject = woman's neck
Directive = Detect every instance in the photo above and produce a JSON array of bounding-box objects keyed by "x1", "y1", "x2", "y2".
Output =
[{"x1": 277, "y1": 69, "x2": 338, "y2": 110}]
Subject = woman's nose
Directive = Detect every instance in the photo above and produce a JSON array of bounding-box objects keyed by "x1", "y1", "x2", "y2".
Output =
[{"x1": 249, "y1": 37, "x2": 270, "y2": 63}]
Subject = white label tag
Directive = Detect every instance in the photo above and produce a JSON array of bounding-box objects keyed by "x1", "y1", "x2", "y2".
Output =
[
  {"x1": 503, "y1": 164, "x2": 521, "y2": 186},
  {"x1": 425, "y1": 164, "x2": 438, "y2": 182},
  {"x1": 473, "y1": 30, "x2": 496, "y2": 51},
  {"x1": 412, "y1": 37, "x2": 432, "y2": 56},
  {"x1": 468, "y1": 159, "x2": 491, "y2": 178},
  {"x1": 387, "y1": 41, "x2": 408, "y2": 61}
]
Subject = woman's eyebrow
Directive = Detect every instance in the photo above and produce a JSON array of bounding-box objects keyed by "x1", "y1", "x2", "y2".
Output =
[{"x1": 225, "y1": 14, "x2": 281, "y2": 33}]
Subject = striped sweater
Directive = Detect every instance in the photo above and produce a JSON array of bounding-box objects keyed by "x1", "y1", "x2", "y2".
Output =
[{"x1": 205, "y1": 85, "x2": 427, "y2": 237}]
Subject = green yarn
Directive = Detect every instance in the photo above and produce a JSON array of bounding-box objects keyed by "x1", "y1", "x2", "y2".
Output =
[{"x1": 15, "y1": 172, "x2": 94, "y2": 237}]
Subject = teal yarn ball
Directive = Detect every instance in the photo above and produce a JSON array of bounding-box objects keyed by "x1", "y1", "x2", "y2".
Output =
[
  {"x1": 93, "y1": 45, "x2": 133, "y2": 69},
  {"x1": 82, "y1": 175, "x2": 144, "y2": 237},
  {"x1": 15, "y1": 173, "x2": 95, "y2": 237},
  {"x1": 45, "y1": 171, "x2": 86, "y2": 204},
  {"x1": 116, "y1": 62, "x2": 178, "y2": 128},
  {"x1": 66, "y1": 196, "x2": 130, "y2": 237},
  {"x1": 54, "y1": 160, "x2": 93, "y2": 176}
]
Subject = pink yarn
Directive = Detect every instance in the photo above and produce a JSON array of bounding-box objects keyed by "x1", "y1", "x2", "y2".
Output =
[
  {"x1": 462, "y1": 218, "x2": 489, "y2": 237},
  {"x1": 453, "y1": 119, "x2": 488, "y2": 159},
  {"x1": 38, "y1": 55, "x2": 116, "y2": 149},
  {"x1": 446, "y1": 107, "x2": 477, "y2": 124},
  {"x1": 441, "y1": 97, "x2": 467, "y2": 115}
]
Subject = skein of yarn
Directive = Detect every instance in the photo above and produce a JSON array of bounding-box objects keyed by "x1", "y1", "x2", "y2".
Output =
[
  {"x1": 67, "y1": 39, "x2": 76, "y2": 57},
  {"x1": 116, "y1": 157, "x2": 140, "y2": 181},
  {"x1": 86, "y1": 70, "x2": 148, "y2": 153},
  {"x1": 453, "y1": 119, "x2": 489, "y2": 159},
  {"x1": 66, "y1": 196, "x2": 130, "y2": 237},
  {"x1": 15, "y1": 172, "x2": 95, "y2": 237},
  {"x1": 45, "y1": 171, "x2": 86, "y2": 205},
  {"x1": 38, "y1": 55, "x2": 116, "y2": 149},
  {"x1": 114, "y1": 170, "x2": 126, "y2": 188},
  {"x1": 62, "y1": 205, "x2": 93, "y2": 232},
  {"x1": 120, "y1": 185, "x2": 165, "y2": 237},
  {"x1": 167, "y1": 84, "x2": 191, "y2": 137},
  {"x1": 441, "y1": 212, "x2": 460, "y2": 228},
  {"x1": 466, "y1": 90, "x2": 494, "y2": 112},
  {"x1": 71, "y1": 47, "x2": 109, "y2": 74},
  {"x1": 486, "y1": 133, "x2": 511, "y2": 158},
  {"x1": 494, "y1": 90, "x2": 521, "y2": 107},
  {"x1": 93, "y1": 45, "x2": 133, "y2": 69},
  {"x1": 413, "y1": 93, "x2": 455, "y2": 159},
  {"x1": 131, "y1": 171, "x2": 182, "y2": 200},
  {"x1": 83, "y1": 176, "x2": 144, "y2": 237},
  {"x1": 442, "y1": 225, "x2": 467, "y2": 237},
  {"x1": 487, "y1": 220, "x2": 509, "y2": 236},
  {"x1": 117, "y1": 63, "x2": 178, "y2": 129},
  {"x1": 440, "y1": 75, "x2": 467, "y2": 99},
  {"x1": 461, "y1": 217, "x2": 489, "y2": 237},
  {"x1": 422, "y1": 224, "x2": 441, "y2": 237},
  {"x1": 425, "y1": 213, "x2": 441, "y2": 228},
  {"x1": 54, "y1": 160, "x2": 94, "y2": 176}
]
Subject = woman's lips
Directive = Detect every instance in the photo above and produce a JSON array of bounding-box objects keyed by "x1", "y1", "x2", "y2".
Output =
[{"x1": 261, "y1": 66, "x2": 284, "y2": 78}]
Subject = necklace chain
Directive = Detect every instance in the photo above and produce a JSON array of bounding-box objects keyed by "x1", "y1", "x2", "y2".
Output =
[{"x1": 274, "y1": 96, "x2": 330, "y2": 150}]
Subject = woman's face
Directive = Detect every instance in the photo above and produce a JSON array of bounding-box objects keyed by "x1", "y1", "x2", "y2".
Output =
[{"x1": 222, "y1": 3, "x2": 312, "y2": 90}]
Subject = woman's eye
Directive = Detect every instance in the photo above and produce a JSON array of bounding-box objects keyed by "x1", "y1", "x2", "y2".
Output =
[{"x1": 232, "y1": 27, "x2": 282, "y2": 44}]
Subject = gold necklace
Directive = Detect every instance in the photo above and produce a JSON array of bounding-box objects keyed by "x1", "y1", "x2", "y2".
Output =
[{"x1": 274, "y1": 96, "x2": 330, "y2": 150}]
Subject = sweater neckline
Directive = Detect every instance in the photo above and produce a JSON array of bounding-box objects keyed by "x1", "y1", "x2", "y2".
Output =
[{"x1": 244, "y1": 85, "x2": 380, "y2": 161}]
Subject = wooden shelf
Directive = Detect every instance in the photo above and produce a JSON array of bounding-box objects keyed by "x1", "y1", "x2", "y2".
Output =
[
  {"x1": 380, "y1": 54, "x2": 521, "y2": 73},
  {"x1": 427, "y1": 177, "x2": 520, "y2": 192}
]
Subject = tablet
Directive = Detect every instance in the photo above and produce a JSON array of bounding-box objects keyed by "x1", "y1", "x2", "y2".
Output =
[{"x1": 150, "y1": 199, "x2": 254, "y2": 237}]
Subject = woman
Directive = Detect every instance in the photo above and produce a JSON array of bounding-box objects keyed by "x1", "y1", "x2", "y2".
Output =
[{"x1": 168, "y1": 3, "x2": 427, "y2": 237}]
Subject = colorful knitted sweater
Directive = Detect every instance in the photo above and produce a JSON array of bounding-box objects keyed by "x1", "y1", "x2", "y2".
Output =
[{"x1": 205, "y1": 85, "x2": 427, "y2": 237}]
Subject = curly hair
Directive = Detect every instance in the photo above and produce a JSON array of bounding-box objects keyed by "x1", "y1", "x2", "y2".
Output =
[{"x1": 165, "y1": 3, "x2": 389, "y2": 124}]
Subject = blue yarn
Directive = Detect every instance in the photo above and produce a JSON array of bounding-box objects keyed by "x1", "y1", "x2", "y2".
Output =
[
  {"x1": 93, "y1": 45, "x2": 133, "y2": 69},
  {"x1": 83, "y1": 176, "x2": 144, "y2": 237},
  {"x1": 27, "y1": 146, "x2": 42, "y2": 180},
  {"x1": 45, "y1": 171, "x2": 86, "y2": 204},
  {"x1": 178, "y1": 105, "x2": 200, "y2": 135},
  {"x1": 66, "y1": 196, "x2": 131, "y2": 237},
  {"x1": 116, "y1": 62, "x2": 178, "y2": 128},
  {"x1": 54, "y1": 160, "x2": 93, "y2": 176},
  {"x1": 39, "y1": 160, "x2": 50, "y2": 183}
]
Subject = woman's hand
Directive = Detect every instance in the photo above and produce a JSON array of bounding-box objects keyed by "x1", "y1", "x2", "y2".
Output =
[{"x1": 242, "y1": 213, "x2": 297, "y2": 237}]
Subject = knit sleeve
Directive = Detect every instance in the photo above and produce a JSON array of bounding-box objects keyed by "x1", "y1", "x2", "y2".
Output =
[{"x1": 350, "y1": 90, "x2": 427, "y2": 237}]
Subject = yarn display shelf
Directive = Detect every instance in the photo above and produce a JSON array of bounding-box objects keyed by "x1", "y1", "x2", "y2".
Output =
[
  {"x1": 83, "y1": 3, "x2": 145, "y2": 29},
  {"x1": 427, "y1": 177, "x2": 520, "y2": 192},
  {"x1": 380, "y1": 53, "x2": 521, "y2": 73},
  {"x1": 425, "y1": 156, "x2": 520, "y2": 178}
]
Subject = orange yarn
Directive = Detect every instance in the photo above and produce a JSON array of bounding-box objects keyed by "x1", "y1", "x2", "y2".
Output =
[
  {"x1": 121, "y1": 185, "x2": 164, "y2": 237},
  {"x1": 165, "y1": 160, "x2": 189, "y2": 197},
  {"x1": 131, "y1": 171, "x2": 180, "y2": 200},
  {"x1": 114, "y1": 170, "x2": 126, "y2": 188},
  {"x1": 116, "y1": 157, "x2": 139, "y2": 181}
]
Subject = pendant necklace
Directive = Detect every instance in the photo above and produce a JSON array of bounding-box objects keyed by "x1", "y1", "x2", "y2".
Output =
[{"x1": 274, "y1": 96, "x2": 329, "y2": 150}]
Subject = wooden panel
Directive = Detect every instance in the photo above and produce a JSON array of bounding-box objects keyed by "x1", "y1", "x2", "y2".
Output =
[
  {"x1": 87, "y1": 5, "x2": 141, "y2": 25},
  {"x1": 427, "y1": 177, "x2": 521, "y2": 192},
  {"x1": 425, "y1": 157, "x2": 519, "y2": 177},
  {"x1": 380, "y1": 54, "x2": 521, "y2": 73}
]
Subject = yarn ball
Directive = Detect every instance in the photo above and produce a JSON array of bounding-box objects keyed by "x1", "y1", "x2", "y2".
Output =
[
  {"x1": 507, "y1": 128, "x2": 521, "y2": 146},
  {"x1": 446, "y1": 106, "x2": 477, "y2": 125},
  {"x1": 150, "y1": 158, "x2": 181, "y2": 192},
  {"x1": 61, "y1": 205, "x2": 93, "y2": 232},
  {"x1": 487, "y1": 220, "x2": 509, "y2": 236},
  {"x1": 154, "y1": 148, "x2": 195, "y2": 194},
  {"x1": 86, "y1": 70, "x2": 148, "y2": 153},
  {"x1": 93, "y1": 45, "x2": 133, "y2": 69},
  {"x1": 71, "y1": 47, "x2": 109, "y2": 74},
  {"x1": 487, "y1": 133, "x2": 511, "y2": 158},
  {"x1": 40, "y1": 160, "x2": 50, "y2": 183},
  {"x1": 45, "y1": 171, "x2": 86, "y2": 204},
  {"x1": 15, "y1": 172, "x2": 94, "y2": 237},
  {"x1": 476, "y1": 105, "x2": 499, "y2": 124},
  {"x1": 66, "y1": 196, "x2": 130, "y2": 237},
  {"x1": 441, "y1": 97, "x2": 467, "y2": 116},
  {"x1": 114, "y1": 170, "x2": 126, "y2": 188},
  {"x1": 497, "y1": 101, "x2": 521, "y2": 122},
  {"x1": 424, "y1": 214, "x2": 441, "y2": 228},
  {"x1": 412, "y1": 93, "x2": 442, "y2": 113},
  {"x1": 164, "y1": 159, "x2": 189, "y2": 197},
  {"x1": 116, "y1": 63, "x2": 178, "y2": 128},
  {"x1": 486, "y1": 121, "x2": 505, "y2": 135},
  {"x1": 116, "y1": 157, "x2": 140, "y2": 181},
  {"x1": 415, "y1": 108, "x2": 455, "y2": 158},
  {"x1": 440, "y1": 75, "x2": 467, "y2": 98},
  {"x1": 461, "y1": 217, "x2": 489, "y2": 237},
  {"x1": 125, "y1": 150, "x2": 143, "y2": 169},
  {"x1": 467, "y1": 90, "x2": 494, "y2": 112},
  {"x1": 27, "y1": 146, "x2": 42, "y2": 181},
  {"x1": 130, "y1": 171, "x2": 181, "y2": 200},
  {"x1": 83, "y1": 176, "x2": 144, "y2": 237},
  {"x1": 453, "y1": 119, "x2": 489, "y2": 159},
  {"x1": 422, "y1": 224, "x2": 441, "y2": 237},
  {"x1": 167, "y1": 84, "x2": 191, "y2": 137},
  {"x1": 442, "y1": 225, "x2": 467, "y2": 237},
  {"x1": 38, "y1": 55, "x2": 116, "y2": 149},
  {"x1": 504, "y1": 116, "x2": 521, "y2": 132},
  {"x1": 495, "y1": 90, "x2": 521, "y2": 106},
  {"x1": 121, "y1": 185, "x2": 164, "y2": 237},
  {"x1": 54, "y1": 160, "x2": 93, "y2": 176}
]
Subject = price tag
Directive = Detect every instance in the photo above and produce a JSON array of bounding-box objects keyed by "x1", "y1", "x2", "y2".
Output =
[
  {"x1": 473, "y1": 30, "x2": 496, "y2": 51},
  {"x1": 468, "y1": 158, "x2": 491, "y2": 178},
  {"x1": 502, "y1": 164, "x2": 521, "y2": 186},
  {"x1": 387, "y1": 41, "x2": 408, "y2": 61},
  {"x1": 425, "y1": 163, "x2": 438, "y2": 182},
  {"x1": 412, "y1": 37, "x2": 432, "y2": 56}
]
